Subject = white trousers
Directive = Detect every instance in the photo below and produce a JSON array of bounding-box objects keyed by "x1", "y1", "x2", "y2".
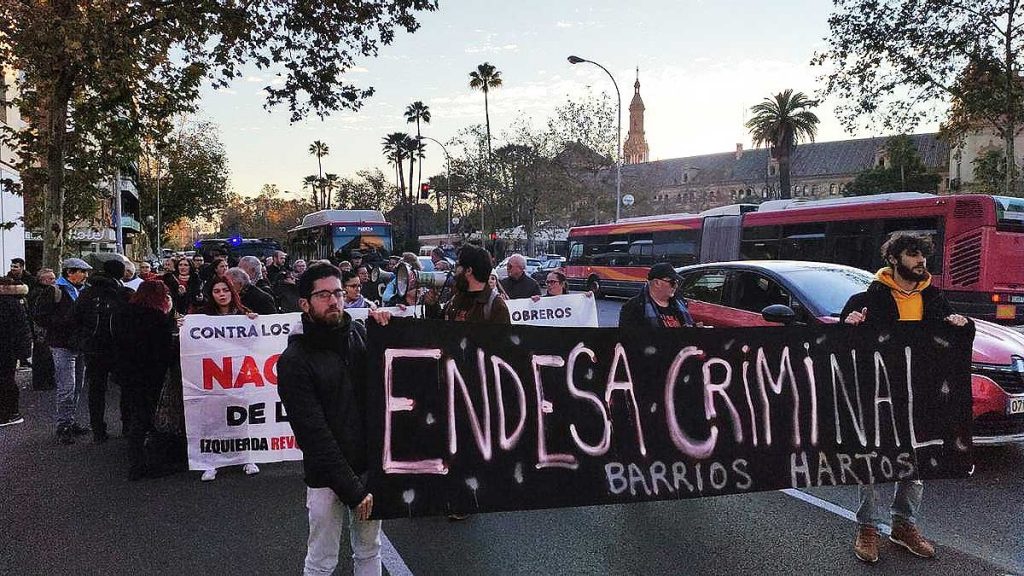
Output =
[{"x1": 303, "y1": 487, "x2": 382, "y2": 576}]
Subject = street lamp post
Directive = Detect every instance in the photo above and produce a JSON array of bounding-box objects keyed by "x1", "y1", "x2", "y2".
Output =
[
  {"x1": 568, "y1": 55, "x2": 622, "y2": 222},
  {"x1": 417, "y1": 135, "x2": 454, "y2": 235}
]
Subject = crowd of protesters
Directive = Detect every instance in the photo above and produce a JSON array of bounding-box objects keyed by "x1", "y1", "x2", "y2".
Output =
[{"x1": 2, "y1": 245, "x2": 576, "y2": 574}]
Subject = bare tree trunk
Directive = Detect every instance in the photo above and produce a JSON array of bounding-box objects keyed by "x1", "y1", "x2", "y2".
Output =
[{"x1": 43, "y1": 71, "x2": 77, "y2": 269}]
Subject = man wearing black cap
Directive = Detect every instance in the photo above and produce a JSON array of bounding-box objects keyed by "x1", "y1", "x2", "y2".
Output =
[{"x1": 618, "y1": 262, "x2": 695, "y2": 328}]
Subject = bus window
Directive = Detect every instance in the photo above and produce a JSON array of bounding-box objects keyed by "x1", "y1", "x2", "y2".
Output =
[
  {"x1": 653, "y1": 230, "x2": 699, "y2": 266},
  {"x1": 828, "y1": 220, "x2": 880, "y2": 270},
  {"x1": 882, "y1": 218, "x2": 942, "y2": 273},
  {"x1": 594, "y1": 238, "x2": 629, "y2": 266},
  {"x1": 740, "y1": 225, "x2": 780, "y2": 260},
  {"x1": 780, "y1": 223, "x2": 827, "y2": 261},
  {"x1": 628, "y1": 240, "x2": 654, "y2": 266},
  {"x1": 568, "y1": 242, "x2": 584, "y2": 264}
]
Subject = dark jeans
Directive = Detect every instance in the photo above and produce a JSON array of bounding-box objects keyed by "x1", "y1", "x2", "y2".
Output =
[
  {"x1": 86, "y1": 353, "x2": 128, "y2": 435},
  {"x1": 0, "y1": 357, "x2": 18, "y2": 419},
  {"x1": 125, "y1": 382, "x2": 162, "y2": 474}
]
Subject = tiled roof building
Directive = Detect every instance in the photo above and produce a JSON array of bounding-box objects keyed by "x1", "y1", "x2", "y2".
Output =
[{"x1": 600, "y1": 133, "x2": 949, "y2": 214}]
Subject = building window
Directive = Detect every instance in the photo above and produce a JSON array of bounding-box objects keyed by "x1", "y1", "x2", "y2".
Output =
[
  {"x1": 683, "y1": 172, "x2": 689, "y2": 183},
  {"x1": 829, "y1": 183, "x2": 837, "y2": 195},
  {"x1": 768, "y1": 164, "x2": 777, "y2": 176}
]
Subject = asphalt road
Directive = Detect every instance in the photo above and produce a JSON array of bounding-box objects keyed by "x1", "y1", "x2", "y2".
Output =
[{"x1": 1, "y1": 297, "x2": 1021, "y2": 575}]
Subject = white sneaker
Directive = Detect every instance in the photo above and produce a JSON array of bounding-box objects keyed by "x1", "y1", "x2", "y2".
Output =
[
  {"x1": 201, "y1": 469, "x2": 217, "y2": 482},
  {"x1": 243, "y1": 463, "x2": 260, "y2": 476}
]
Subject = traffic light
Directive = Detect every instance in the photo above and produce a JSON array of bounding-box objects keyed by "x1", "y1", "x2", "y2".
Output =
[{"x1": 420, "y1": 183, "x2": 431, "y2": 199}]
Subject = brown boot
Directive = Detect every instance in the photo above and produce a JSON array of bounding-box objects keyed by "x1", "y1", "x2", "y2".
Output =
[
  {"x1": 890, "y1": 520, "x2": 936, "y2": 558},
  {"x1": 854, "y1": 525, "x2": 880, "y2": 563}
]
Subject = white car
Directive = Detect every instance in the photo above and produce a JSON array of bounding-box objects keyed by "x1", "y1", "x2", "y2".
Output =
[{"x1": 496, "y1": 256, "x2": 543, "y2": 280}]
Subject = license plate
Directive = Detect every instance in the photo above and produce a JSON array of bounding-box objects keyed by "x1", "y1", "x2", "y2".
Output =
[
  {"x1": 1008, "y1": 295, "x2": 1024, "y2": 304},
  {"x1": 1010, "y1": 397, "x2": 1024, "y2": 415}
]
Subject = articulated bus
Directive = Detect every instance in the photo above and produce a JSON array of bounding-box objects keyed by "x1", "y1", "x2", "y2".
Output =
[
  {"x1": 564, "y1": 192, "x2": 1024, "y2": 322},
  {"x1": 286, "y1": 210, "x2": 393, "y2": 265}
]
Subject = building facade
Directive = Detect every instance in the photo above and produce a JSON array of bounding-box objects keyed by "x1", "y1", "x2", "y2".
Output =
[
  {"x1": 598, "y1": 133, "x2": 950, "y2": 215},
  {"x1": 0, "y1": 67, "x2": 26, "y2": 269}
]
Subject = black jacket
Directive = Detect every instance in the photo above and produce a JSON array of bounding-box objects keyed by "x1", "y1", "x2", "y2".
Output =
[
  {"x1": 241, "y1": 284, "x2": 278, "y2": 315},
  {"x1": 276, "y1": 314, "x2": 369, "y2": 507},
  {"x1": 619, "y1": 286, "x2": 695, "y2": 328},
  {"x1": 163, "y1": 272, "x2": 202, "y2": 315},
  {"x1": 500, "y1": 274, "x2": 541, "y2": 300},
  {"x1": 73, "y1": 273, "x2": 132, "y2": 354},
  {"x1": 273, "y1": 280, "x2": 302, "y2": 314},
  {"x1": 112, "y1": 303, "x2": 175, "y2": 388},
  {"x1": 35, "y1": 279, "x2": 84, "y2": 349},
  {"x1": 0, "y1": 284, "x2": 31, "y2": 362},
  {"x1": 840, "y1": 281, "x2": 955, "y2": 326}
]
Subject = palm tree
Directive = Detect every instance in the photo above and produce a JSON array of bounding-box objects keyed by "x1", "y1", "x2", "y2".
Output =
[
  {"x1": 745, "y1": 89, "x2": 819, "y2": 200},
  {"x1": 468, "y1": 62, "x2": 503, "y2": 157},
  {"x1": 302, "y1": 175, "x2": 321, "y2": 209},
  {"x1": 309, "y1": 140, "x2": 330, "y2": 206},
  {"x1": 382, "y1": 133, "x2": 410, "y2": 202},
  {"x1": 401, "y1": 135, "x2": 424, "y2": 205},
  {"x1": 322, "y1": 173, "x2": 340, "y2": 209},
  {"x1": 405, "y1": 101, "x2": 431, "y2": 203}
]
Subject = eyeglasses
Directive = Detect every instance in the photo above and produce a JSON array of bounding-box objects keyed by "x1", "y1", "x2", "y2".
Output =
[
  {"x1": 343, "y1": 282, "x2": 360, "y2": 289},
  {"x1": 310, "y1": 289, "x2": 345, "y2": 301},
  {"x1": 654, "y1": 277, "x2": 678, "y2": 288}
]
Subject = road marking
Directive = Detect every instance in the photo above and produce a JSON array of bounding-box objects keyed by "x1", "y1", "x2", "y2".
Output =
[
  {"x1": 381, "y1": 530, "x2": 414, "y2": 576},
  {"x1": 781, "y1": 488, "x2": 891, "y2": 535}
]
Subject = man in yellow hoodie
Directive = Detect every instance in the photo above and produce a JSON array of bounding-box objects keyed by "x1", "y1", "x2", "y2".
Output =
[{"x1": 841, "y1": 232, "x2": 968, "y2": 564}]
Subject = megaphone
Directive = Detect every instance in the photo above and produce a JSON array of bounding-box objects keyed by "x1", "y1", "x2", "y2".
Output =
[
  {"x1": 395, "y1": 263, "x2": 453, "y2": 297},
  {"x1": 369, "y1": 266, "x2": 394, "y2": 284}
]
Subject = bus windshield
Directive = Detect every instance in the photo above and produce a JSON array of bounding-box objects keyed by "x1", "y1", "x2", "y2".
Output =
[
  {"x1": 332, "y1": 224, "x2": 393, "y2": 260},
  {"x1": 994, "y1": 196, "x2": 1024, "y2": 227}
]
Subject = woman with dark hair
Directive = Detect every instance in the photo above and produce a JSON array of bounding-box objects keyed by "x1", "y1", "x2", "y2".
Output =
[
  {"x1": 190, "y1": 276, "x2": 251, "y2": 316},
  {"x1": 113, "y1": 280, "x2": 176, "y2": 479},
  {"x1": 163, "y1": 257, "x2": 201, "y2": 315},
  {"x1": 191, "y1": 276, "x2": 259, "y2": 481}
]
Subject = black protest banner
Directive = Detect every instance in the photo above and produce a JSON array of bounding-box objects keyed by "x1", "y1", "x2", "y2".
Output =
[{"x1": 364, "y1": 319, "x2": 974, "y2": 519}]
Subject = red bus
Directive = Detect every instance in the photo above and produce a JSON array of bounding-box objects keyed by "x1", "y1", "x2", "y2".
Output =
[{"x1": 564, "y1": 192, "x2": 1024, "y2": 322}]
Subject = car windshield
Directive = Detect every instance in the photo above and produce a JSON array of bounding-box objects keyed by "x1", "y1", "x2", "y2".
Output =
[{"x1": 783, "y1": 267, "x2": 874, "y2": 317}]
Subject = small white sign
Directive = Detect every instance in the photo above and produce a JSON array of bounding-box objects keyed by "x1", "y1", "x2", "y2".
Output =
[{"x1": 622, "y1": 194, "x2": 635, "y2": 207}]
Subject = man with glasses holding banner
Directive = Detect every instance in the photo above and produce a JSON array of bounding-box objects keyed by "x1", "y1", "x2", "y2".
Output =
[
  {"x1": 618, "y1": 262, "x2": 694, "y2": 328},
  {"x1": 277, "y1": 263, "x2": 390, "y2": 576}
]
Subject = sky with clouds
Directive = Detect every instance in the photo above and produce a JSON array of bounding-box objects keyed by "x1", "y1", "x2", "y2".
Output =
[{"x1": 198, "y1": 0, "x2": 941, "y2": 197}]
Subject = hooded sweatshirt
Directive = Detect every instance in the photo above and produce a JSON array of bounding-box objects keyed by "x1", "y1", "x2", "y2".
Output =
[{"x1": 874, "y1": 267, "x2": 929, "y2": 321}]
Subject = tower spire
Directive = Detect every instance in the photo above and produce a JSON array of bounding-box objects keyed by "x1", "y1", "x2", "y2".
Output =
[{"x1": 624, "y1": 67, "x2": 649, "y2": 164}]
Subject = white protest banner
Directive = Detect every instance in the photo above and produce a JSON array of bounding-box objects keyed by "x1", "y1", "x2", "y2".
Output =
[
  {"x1": 180, "y1": 313, "x2": 302, "y2": 470},
  {"x1": 505, "y1": 293, "x2": 599, "y2": 327},
  {"x1": 344, "y1": 305, "x2": 423, "y2": 323}
]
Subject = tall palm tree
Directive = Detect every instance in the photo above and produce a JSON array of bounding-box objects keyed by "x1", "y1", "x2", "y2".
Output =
[
  {"x1": 468, "y1": 62, "x2": 503, "y2": 158},
  {"x1": 309, "y1": 140, "x2": 330, "y2": 207},
  {"x1": 302, "y1": 175, "x2": 321, "y2": 209},
  {"x1": 322, "y1": 173, "x2": 340, "y2": 210},
  {"x1": 745, "y1": 89, "x2": 819, "y2": 200},
  {"x1": 401, "y1": 135, "x2": 423, "y2": 205},
  {"x1": 405, "y1": 101, "x2": 431, "y2": 203},
  {"x1": 382, "y1": 132, "x2": 410, "y2": 202}
]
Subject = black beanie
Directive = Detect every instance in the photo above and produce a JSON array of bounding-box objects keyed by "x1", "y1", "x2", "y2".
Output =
[{"x1": 103, "y1": 259, "x2": 126, "y2": 279}]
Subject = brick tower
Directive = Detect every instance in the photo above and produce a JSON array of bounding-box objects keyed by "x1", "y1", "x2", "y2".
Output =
[{"x1": 623, "y1": 68, "x2": 650, "y2": 164}]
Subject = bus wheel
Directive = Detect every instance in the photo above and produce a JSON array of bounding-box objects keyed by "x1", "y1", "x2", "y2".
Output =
[{"x1": 587, "y1": 278, "x2": 602, "y2": 299}]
